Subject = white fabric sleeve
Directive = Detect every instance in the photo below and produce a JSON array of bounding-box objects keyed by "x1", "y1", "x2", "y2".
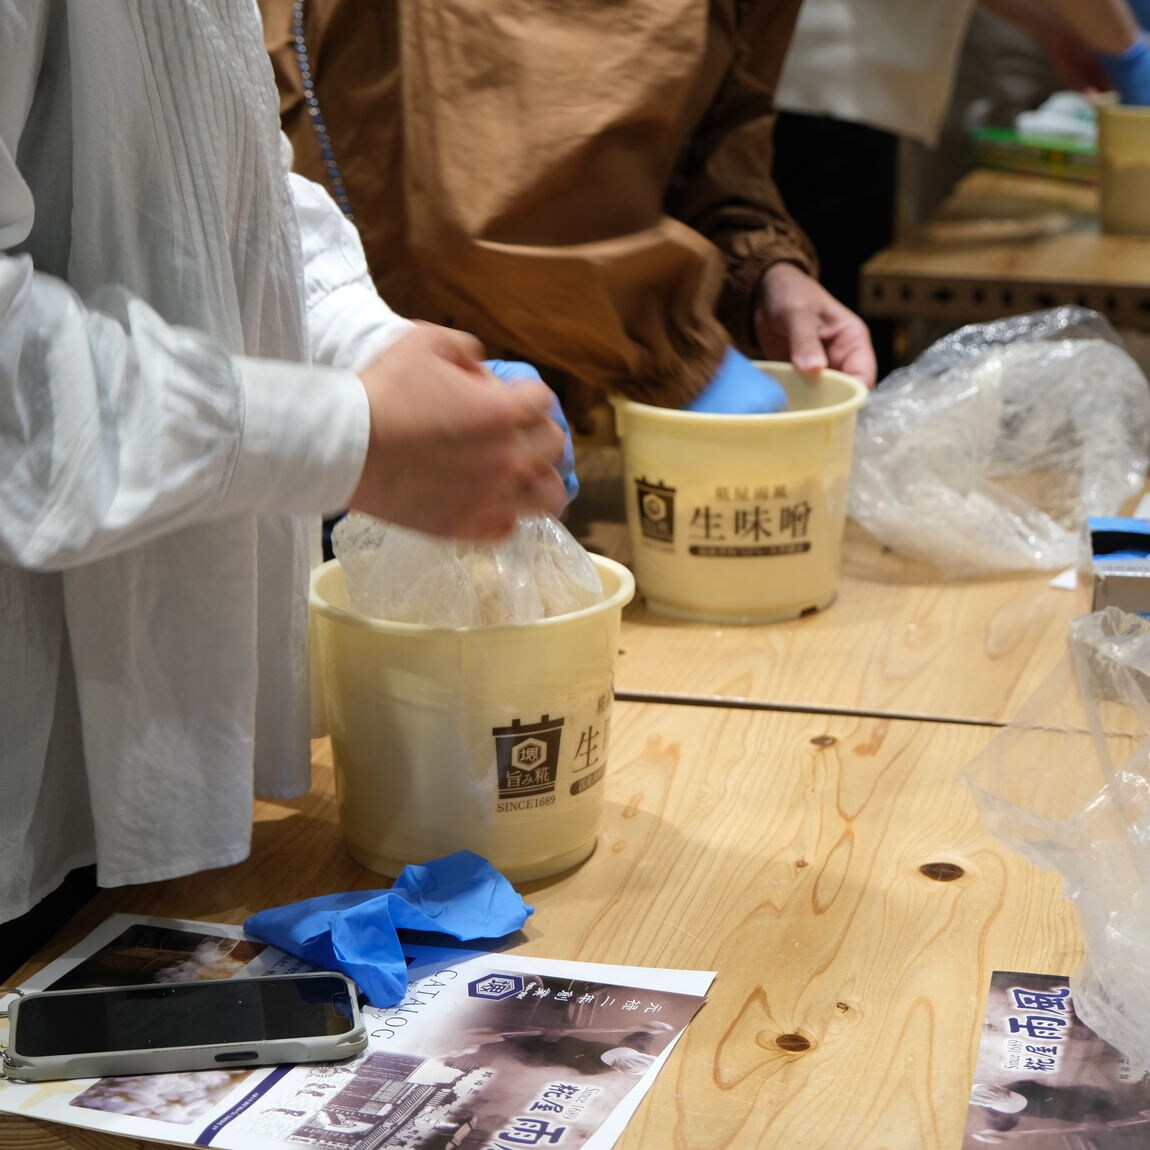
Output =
[
  {"x1": 0, "y1": 21, "x2": 377, "y2": 572},
  {"x1": 288, "y1": 168, "x2": 416, "y2": 372},
  {"x1": 0, "y1": 261, "x2": 368, "y2": 571},
  {"x1": 0, "y1": 1, "x2": 42, "y2": 251},
  {"x1": 230, "y1": 352, "x2": 367, "y2": 518}
]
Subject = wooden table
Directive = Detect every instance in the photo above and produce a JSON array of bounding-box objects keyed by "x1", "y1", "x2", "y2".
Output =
[
  {"x1": 571, "y1": 440, "x2": 1093, "y2": 727},
  {"x1": 2, "y1": 413, "x2": 1106, "y2": 1148},
  {"x1": 0, "y1": 702, "x2": 1082, "y2": 1150},
  {"x1": 860, "y1": 168, "x2": 1150, "y2": 334},
  {"x1": 614, "y1": 521, "x2": 1089, "y2": 726}
]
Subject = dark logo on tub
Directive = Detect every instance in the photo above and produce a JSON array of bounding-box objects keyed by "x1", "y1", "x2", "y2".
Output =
[
  {"x1": 493, "y1": 715, "x2": 564, "y2": 809},
  {"x1": 635, "y1": 477, "x2": 675, "y2": 544}
]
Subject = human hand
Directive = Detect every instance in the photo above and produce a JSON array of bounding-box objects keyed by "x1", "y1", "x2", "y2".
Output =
[
  {"x1": 685, "y1": 346, "x2": 788, "y2": 413},
  {"x1": 483, "y1": 360, "x2": 578, "y2": 502},
  {"x1": 754, "y1": 262, "x2": 877, "y2": 387},
  {"x1": 350, "y1": 325, "x2": 567, "y2": 539}
]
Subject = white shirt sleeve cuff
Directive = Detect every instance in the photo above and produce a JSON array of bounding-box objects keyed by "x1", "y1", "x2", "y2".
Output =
[{"x1": 227, "y1": 356, "x2": 368, "y2": 518}]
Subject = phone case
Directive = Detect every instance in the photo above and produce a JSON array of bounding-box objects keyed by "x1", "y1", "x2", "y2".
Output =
[{"x1": 1, "y1": 973, "x2": 369, "y2": 1083}]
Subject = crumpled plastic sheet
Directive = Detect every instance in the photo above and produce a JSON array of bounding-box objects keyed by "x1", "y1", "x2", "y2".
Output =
[
  {"x1": 966, "y1": 607, "x2": 1150, "y2": 1071},
  {"x1": 849, "y1": 307, "x2": 1150, "y2": 576},
  {"x1": 333, "y1": 512, "x2": 604, "y2": 626}
]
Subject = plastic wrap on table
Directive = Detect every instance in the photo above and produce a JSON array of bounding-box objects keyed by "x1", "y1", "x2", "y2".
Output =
[
  {"x1": 965, "y1": 607, "x2": 1150, "y2": 1071},
  {"x1": 332, "y1": 512, "x2": 604, "y2": 627},
  {"x1": 849, "y1": 307, "x2": 1150, "y2": 576}
]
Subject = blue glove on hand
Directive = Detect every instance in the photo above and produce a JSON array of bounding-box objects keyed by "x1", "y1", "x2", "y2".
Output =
[
  {"x1": 1100, "y1": 36, "x2": 1150, "y2": 107},
  {"x1": 484, "y1": 359, "x2": 578, "y2": 503},
  {"x1": 684, "y1": 346, "x2": 788, "y2": 414}
]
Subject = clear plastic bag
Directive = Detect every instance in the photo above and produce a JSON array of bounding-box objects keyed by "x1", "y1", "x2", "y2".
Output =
[
  {"x1": 849, "y1": 307, "x2": 1150, "y2": 576},
  {"x1": 332, "y1": 512, "x2": 605, "y2": 627},
  {"x1": 966, "y1": 607, "x2": 1150, "y2": 1070}
]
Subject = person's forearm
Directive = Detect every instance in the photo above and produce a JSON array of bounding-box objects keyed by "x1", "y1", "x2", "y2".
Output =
[
  {"x1": 668, "y1": 0, "x2": 816, "y2": 355},
  {"x1": 983, "y1": 0, "x2": 1140, "y2": 56}
]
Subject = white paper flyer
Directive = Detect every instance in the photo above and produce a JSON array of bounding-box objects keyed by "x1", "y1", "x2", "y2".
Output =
[{"x1": 0, "y1": 914, "x2": 714, "y2": 1149}]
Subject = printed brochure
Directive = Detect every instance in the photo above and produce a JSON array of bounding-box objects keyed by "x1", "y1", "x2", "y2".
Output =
[
  {"x1": 0, "y1": 913, "x2": 714, "y2": 1149},
  {"x1": 963, "y1": 970, "x2": 1150, "y2": 1147}
]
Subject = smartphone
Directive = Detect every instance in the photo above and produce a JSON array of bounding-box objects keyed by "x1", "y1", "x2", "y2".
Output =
[{"x1": 1, "y1": 971, "x2": 367, "y2": 1082}]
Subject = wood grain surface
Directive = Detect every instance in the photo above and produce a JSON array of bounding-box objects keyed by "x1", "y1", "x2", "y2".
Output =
[
  {"x1": 0, "y1": 703, "x2": 1083, "y2": 1150},
  {"x1": 570, "y1": 443, "x2": 1092, "y2": 725}
]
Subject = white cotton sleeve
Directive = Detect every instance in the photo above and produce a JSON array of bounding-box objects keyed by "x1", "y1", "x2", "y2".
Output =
[
  {"x1": 0, "y1": 26, "x2": 376, "y2": 572},
  {"x1": 229, "y1": 352, "x2": 367, "y2": 519},
  {"x1": 0, "y1": 257, "x2": 367, "y2": 571},
  {"x1": 288, "y1": 170, "x2": 416, "y2": 372},
  {"x1": 0, "y1": 1, "x2": 42, "y2": 251}
]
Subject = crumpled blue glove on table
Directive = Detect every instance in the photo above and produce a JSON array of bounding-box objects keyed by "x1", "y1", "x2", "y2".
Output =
[
  {"x1": 244, "y1": 850, "x2": 533, "y2": 1007},
  {"x1": 1100, "y1": 35, "x2": 1150, "y2": 107},
  {"x1": 484, "y1": 359, "x2": 579, "y2": 502},
  {"x1": 684, "y1": 346, "x2": 788, "y2": 414}
]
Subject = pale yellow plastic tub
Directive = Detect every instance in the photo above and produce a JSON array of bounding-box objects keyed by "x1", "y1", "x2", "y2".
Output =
[
  {"x1": 1098, "y1": 99, "x2": 1150, "y2": 236},
  {"x1": 309, "y1": 555, "x2": 634, "y2": 882},
  {"x1": 610, "y1": 362, "x2": 867, "y2": 624}
]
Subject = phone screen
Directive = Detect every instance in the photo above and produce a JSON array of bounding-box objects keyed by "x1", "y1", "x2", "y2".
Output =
[{"x1": 12, "y1": 975, "x2": 358, "y2": 1056}]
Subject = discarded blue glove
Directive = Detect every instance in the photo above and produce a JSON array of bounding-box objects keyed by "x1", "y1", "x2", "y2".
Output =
[
  {"x1": 685, "y1": 346, "x2": 788, "y2": 414},
  {"x1": 484, "y1": 359, "x2": 579, "y2": 503},
  {"x1": 1100, "y1": 36, "x2": 1150, "y2": 107},
  {"x1": 244, "y1": 850, "x2": 534, "y2": 1007}
]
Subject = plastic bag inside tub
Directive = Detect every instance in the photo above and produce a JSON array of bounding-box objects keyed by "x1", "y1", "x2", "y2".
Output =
[
  {"x1": 849, "y1": 307, "x2": 1150, "y2": 576},
  {"x1": 332, "y1": 512, "x2": 605, "y2": 626},
  {"x1": 965, "y1": 607, "x2": 1150, "y2": 1071}
]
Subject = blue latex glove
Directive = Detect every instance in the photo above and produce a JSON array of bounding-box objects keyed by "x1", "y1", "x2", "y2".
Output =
[
  {"x1": 684, "y1": 346, "x2": 788, "y2": 414},
  {"x1": 244, "y1": 850, "x2": 533, "y2": 1007},
  {"x1": 1100, "y1": 35, "x2": 1150, "y2": 106},
  {"x1": 484, "y1": 359, "x2": 578, "y2": 503}
]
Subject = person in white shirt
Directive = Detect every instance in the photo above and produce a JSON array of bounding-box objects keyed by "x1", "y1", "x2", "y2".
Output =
[{"x1": 0, "y1": 0, "x2": 569, "y2": 967}]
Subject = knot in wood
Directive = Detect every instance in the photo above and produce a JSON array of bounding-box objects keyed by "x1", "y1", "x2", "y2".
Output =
[{"x1": 775, "y1": 1033, "x2": 811, "y2": 1052}]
